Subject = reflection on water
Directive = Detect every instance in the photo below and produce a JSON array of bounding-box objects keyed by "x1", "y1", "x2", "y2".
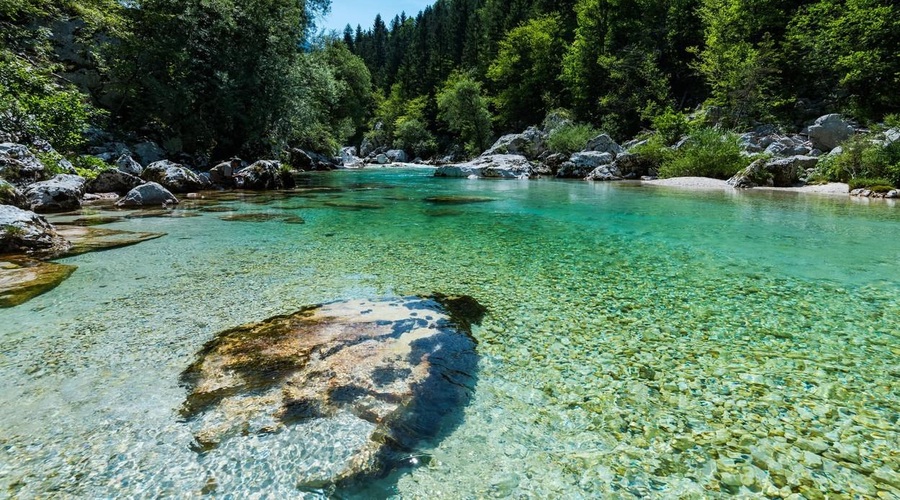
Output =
[{"x1": 1, "y1": 168, "x2": 898, "y2": 498}]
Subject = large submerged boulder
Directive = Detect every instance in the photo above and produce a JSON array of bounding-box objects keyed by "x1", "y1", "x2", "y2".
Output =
[
  {"x1": 23, "y1": 174, "x2": 86, "y2": 212},
  {"x1": 180, "y1": 295, "x2": 483, "y2": 491},
  {"x1": 0, "y1": 205, "x2": 71, "y2": 256},
  {"x1": 435, "y1": 154, "x2": 534, "y2": 179}
]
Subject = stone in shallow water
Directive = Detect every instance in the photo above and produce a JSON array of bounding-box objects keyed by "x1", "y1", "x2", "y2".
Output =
[
  {"x1": 219, "y1": 213, "x2": 280, "y2": 222},
  {"x1": 423, "y1": 196, "x2": 497, "y2": 205},
  {"x1": 323, "y1": 201, "x2": 385, "y2": 210},
  {"x1": 180, "y1": 295, "x2": 484, "y2": 490},
  {"x1": 0, "y1": 257, "x2": 77, "y2": 307},
  {"x1": 54, "y1": 226, "x2": 166, "y2": 256}
]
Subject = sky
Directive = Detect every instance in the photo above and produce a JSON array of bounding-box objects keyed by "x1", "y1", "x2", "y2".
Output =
[{"x1": 320, "y1": 0, "x2": 434, "y2": 33}]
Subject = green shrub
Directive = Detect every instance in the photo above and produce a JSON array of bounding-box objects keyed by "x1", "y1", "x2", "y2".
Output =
[
  {"x1": 393, "y1": 118, "x2": 437, "y2": 158},
  {"x1": 650, "y1": 108, "x2": 692, "y2": 146},
  {"x1": 818, "y1": 134, "x2": 900, "y2": 187},
  {"x1": 847, "y1": 178, "x2": 894, "y2": 191},
  {"x1": 72, "y1": 155, "x2": 110, "y2": 180},
  {"x1": 0, "y1": 50, "x2": 99, "y2": 151},
  {"x1": 546, "y1": 122, "x2": 600, "y2": 154},
  {"x1": 658, "y1": 127, "x2": 749, "y2": 179}
]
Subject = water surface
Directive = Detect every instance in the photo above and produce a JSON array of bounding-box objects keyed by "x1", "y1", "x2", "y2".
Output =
[{"x1": 1, "y1": 168, "x2": 898, "y2": 497}]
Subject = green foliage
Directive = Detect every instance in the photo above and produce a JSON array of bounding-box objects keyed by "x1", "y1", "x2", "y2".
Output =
[
  {"x1": 0, "y1": 51, "x2": 98, "y2": 151},
  {"x1": 394, "y1": 118, "x2": 437, "y2": 158},
  {"x1": 657, "y1": 127, "x2": 748, "y2": 179},
  {"x1": 817, "y1": 134, "x2": 900, "y2": 187},
  {"x1": 487, "y1": 14, "x2": 568, "y2": 131},
  {"x1": 72, "y1": 155, "x2": 109, "y2": 180},
  {"x1": 546, "y1": 122, "x2": 599, "y2": 154},
  {"x1": 437, "y1": 72, "x2": 494, "y2": 156},
  {"x1": 650, "y1": 108, "x2": 692, "y2": 146},
  {"x1": 847, "y1": 178, "x2": 894, "y2": 191}
]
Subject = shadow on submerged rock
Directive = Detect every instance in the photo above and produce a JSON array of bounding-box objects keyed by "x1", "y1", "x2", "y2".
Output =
[{"x1": 179, "y1": 295, "x2": 484, "y2": 494}]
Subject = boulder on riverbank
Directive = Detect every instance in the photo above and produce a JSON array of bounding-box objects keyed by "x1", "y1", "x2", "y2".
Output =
[
  {"x1": 807, "y1": 114, "x2": 854, "y2": 152},
  {"x1": 140, "y1": 160, "x2": 203, "y2": 193},
  {"x1": 435, "y1": 154, "x2": 535, "y2": 179},
  {"x1": 180, "y1": 295, "x2": 483, "y2": 489},
  {"x1": 557, "y1": 151, "x2": 616, "y2": 179},
  {"x1": 728, "y1": 155, "x2": 818, "y2": 188},
  {"x1": 0, "y1": 179, "x2": 26, "y2": 208},
  {"x1": 0, "y1": 143, "x2": 47, "y2": 187},
  {"x1": 86, "y1": 169, "x2": 142, "y2": 194},
  {"x1": 23, "y1": 174, "x2": 86, "y2": 212},
  {"x1": 483, "y1": 127, "x2": 546, "y2": 159},
  {"x1": 234, "y1": 160, "x2": 295, "y2": 190},
  {"x1": 0, "y1": 205, "x2": 71, "y2": 256}
]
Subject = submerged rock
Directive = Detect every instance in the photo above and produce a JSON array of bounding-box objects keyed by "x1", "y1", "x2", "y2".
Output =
[
  {"x1": 53, "y1": 226, "x2": 165, "y2": 256},
  {"x1": 0, "y1": 257, "x2": 77, "y2": 308},
  {"x1": 180, "y1": 295, "x2": 483, "y2": 490}
]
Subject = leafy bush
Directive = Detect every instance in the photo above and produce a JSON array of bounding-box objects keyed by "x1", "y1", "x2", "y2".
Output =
[
  {"x1": 72, "y1": 155, "x2": 110, "y2": 180},
  {"x1": 0, "y1": 51, "x2": 98, "y2": 151},
  {"x1": 546, "y1": 122, "x2": 599, "y2": 154},
  {"x1": 650, "y1": 108, "x2": 692, "y2": 146},
  {"x1": 847, "y1": 178, "x2": 894, "y2": 191},
  {"x1": 816, "y1": 133, "x2": 900, "y2": 187},
  {"x1": 658, "y1": 127, "x2": 749, "y2": 179},
  {"x1": 393, "y1": 118, "x2": 436, "y2": 158}
]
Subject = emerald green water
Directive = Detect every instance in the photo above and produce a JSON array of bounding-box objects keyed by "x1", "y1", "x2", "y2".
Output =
[{"x1": 1, "y1": 168, "x2": 898, "y2": 497}]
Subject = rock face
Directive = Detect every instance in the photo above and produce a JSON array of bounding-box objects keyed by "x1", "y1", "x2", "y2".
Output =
[
  {"x1": 0, "y1": 205, "x2": 71, "y2": 256},
  {"x1": 0, "y1": 143, "x2": 46, "y2": 187},
  {"x1": 385, "y1": 149, "x2": 408, "y2": 163},
  {"x1": 234, "y1": 160, "x2": 295, "y2": 190},
  {"x1": 24, "y1": 174, "x2": 86, "y2": 212},
  {"x1": 808, "y1": 114, "x2": 854, "y2": 151},
  {"x1": 728, "y1": 156, "x2": 818, "y2": 188},
  {"x1": 116, "y1": 182, "x2": 179, "y2": 207},
  {"x1": 86, "y1": 169, "x2": 143, "y2": 194},
  {"x1": 483, "y1": 127, "x2": 545, "y2": 159},
  {"x1": 585, "y1": 134, "x2": 624, "y2": 157},
  {"x1": 557, "y1": 151, "x2": 616, "y2": 179},
  {"x1": 435, "y1": 154, "x2": 534, "y2": 179},
  {"x1": 180, "y1": 295, "x2": 482, "y2": 490},
  {"x1": 115, "y1": 154, "x2": 143, "y2": 176},
  {"x1": 0, "y1": 179, "x2": 26, "y2": 208},
  {"x1": 140, "y1": 160, "x2": 203, "y2": 193}
]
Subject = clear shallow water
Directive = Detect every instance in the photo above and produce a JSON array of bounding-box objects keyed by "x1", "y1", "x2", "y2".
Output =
[{"x1": 1, "y1": 168, "x2": 899, "y2": 498}]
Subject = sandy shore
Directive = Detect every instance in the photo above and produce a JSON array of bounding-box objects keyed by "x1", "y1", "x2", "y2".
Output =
[{"x1": 641, "y1": 177, "x2": 850, "y2": 196}]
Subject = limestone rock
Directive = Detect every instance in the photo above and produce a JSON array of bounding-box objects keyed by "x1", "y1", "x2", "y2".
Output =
[
  {"x1": 0, "y1": 179, "x2": 26, "y2": 208},
  {"x1": 385, "y1": 149, "x2": 408, "y2": 163},
  {"x1": 86, "y1": 169, "x2": 142, "y2": 194},
  {"x1": 483, "y1": 127, "x2": 545, "y2": 159},
  {"x1": 585, "y1": 134, "x2": 624, "y2": 157},
  {"x1": 612, "y1": 152, "x2": 658, "y2": 179},
  {"x1": 0, "y1": 143, "x2": 46, "y2": 187},
  {"x1": 728, "y1": 156, "x2": 818, "y2": 188},
  {"x1": 23, "y1": 174, "x2": 86, "y2": 212},
  {"x1": 340, "y1": 147, "x2": 364, "y2": 168},
  {"x1": 180, "y1": 295, "x2": 482, "y2": 489},
  {"x1": 0, "y1": 205, "x2": 71, "y2": 256},
  {"x1": 435, "y1": 154, "x2": 534, "y2": 179},
  {"x1": 140, "y1": 160, "x2": 203, "y2": 193},
  {"x1": 557, "y1": 151, "x2": 615, "y2": 179},
  {"x1": 375, "y1": 153, "x2": 390, "y2": 165},
  {"x1": 808, "y1": 114, "x2": 854, "y2": 151},
  {"x1": 132, "y1": 141, "x2": 166, "y2": 166},
  {"x1": 116, "y1": 182, "x2": 179, "y2": 207},
  {"x1": 585, "y1": 164, "x2": 623, "y2": 181},
  {"x1": 234, "y1": 160, "x2": 294, "y2": 190},
  {"x1": 115, "y1": 154, "x2": 143, "y2": 176}
]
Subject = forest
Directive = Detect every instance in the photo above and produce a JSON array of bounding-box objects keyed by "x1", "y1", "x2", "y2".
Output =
[{"x1": 1, "y1": 0, "x2": 899, "y2": 167}]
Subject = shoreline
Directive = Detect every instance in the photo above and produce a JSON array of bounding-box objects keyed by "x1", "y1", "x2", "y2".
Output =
[{"x1": 639, "y1": 177, "x2": 852, "y2": 196}]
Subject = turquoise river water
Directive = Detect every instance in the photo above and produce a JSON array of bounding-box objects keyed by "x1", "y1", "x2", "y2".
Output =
[{"x1": 1, "y1": 167, "x2": 898, "y2": 498}]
